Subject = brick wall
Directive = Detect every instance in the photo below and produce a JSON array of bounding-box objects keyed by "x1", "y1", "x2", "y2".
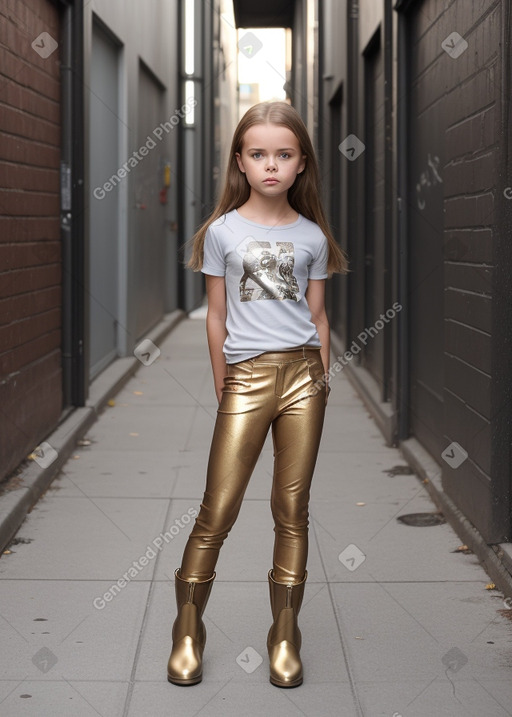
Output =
[
  {"x1": 440, "y1": 0, "x2": 501, "y2": 533},
  {"x1": 0, "y1": 0, "x2": 62, "y2": 481}
]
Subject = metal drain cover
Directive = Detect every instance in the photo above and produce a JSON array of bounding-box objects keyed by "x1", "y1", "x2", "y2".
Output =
[{"x1": 396, "y1": 512, "x2": 446, "y2": 527}]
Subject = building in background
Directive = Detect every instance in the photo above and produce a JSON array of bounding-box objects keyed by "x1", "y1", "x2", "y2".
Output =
[
  {"x1": 1, "y1": 0, "x2": 77, "y2": 481},
  {"x1": 238, "y1": 83, "x2": 260, "y2": 119},
  {"x1": 236, "y1": 26, "x2": 290, "y2": 120},
  {"x1": 1, "y1": 0, "x2": 511, "y2": 582},
  {"x1": 182, "y1": 0, "x2": 238, "y2": 311},
  {"x1": 0, "y1": 0, "x2": 238, "y2": 483},
  {"x1": 84, "y1": 0, "x2": 180, "y2": 379},
  {"x1": 231, "y1": 0, "x2": 511, "y2": 578},
  {"x1": 315, "y1": 0, "x2": 511, "y2": 566},
  {"x1": 232, "y1": 0, "x2": 315, "y2": 129}
]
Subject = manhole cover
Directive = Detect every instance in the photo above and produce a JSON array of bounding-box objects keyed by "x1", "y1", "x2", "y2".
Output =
[{"x1": 396, "y1": 512, "x2": 446, "y2": 527}]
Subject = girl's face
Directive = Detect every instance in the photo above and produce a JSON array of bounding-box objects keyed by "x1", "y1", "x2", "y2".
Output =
[{"x1": 235, "y1": 123, "x2": 306, "y2": 199}]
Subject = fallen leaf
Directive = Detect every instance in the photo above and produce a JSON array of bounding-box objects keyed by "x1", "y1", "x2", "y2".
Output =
[
  {"x1": 129, "y1": 432, "x2": 139, "y2": 437},
  {"x1": 453, "y1": 544, "x2": 473, "y2": 554},
  {"x1": 485, "y1": 583, "x2": 496, "y2": 590},
  {"x1": 133, "y1": 391, "x2": 143, "y2": 396},
  {"x1": 107, "y1": 399, "x2": 116, "y2": 407},
  {"x1": 356, "y1": 502, "x2": 365, "y2": 506},
  {"x1": 77, "y1": 439, "x2": 91, "y2": 446}
]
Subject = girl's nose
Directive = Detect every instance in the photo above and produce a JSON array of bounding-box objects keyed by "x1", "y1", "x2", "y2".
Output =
[{"x1": 265, "y1": 156, "x2": 277, "y2": 170}]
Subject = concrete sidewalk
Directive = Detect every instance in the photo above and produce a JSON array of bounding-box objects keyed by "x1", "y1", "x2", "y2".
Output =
[{"x1": 1, "y1": 316, "x2": 511, "y2": 717}]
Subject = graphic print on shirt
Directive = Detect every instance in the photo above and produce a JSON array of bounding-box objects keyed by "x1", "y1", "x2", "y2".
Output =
[{"x1": 239, "y1": 240, "x2": 300, "y2": 302}]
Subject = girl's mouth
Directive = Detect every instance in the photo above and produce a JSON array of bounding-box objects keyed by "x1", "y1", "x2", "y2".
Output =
[{"x1": 263, "y1": 179, "x2": 279, "y2": 184}]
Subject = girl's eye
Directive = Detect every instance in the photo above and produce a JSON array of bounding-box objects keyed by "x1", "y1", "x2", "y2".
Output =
[{"x1": 249, "y1": 152, "x2": 291, "y2": 159}]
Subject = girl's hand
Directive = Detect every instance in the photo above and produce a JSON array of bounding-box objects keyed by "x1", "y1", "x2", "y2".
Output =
[
  {"x1": 324, "y1": 376, "x2": 331, "y2": 405},
  {"x1": 205, "y1": 275, "x2": 228, "y2": 408}
]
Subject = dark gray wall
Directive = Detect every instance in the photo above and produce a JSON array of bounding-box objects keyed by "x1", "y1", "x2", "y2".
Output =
[
  {"x1": 84, "y1": 0, "x2": 180, "y2": 370},
  {"x1": 317, "y1": 0, "x2": 511, "y2": 543}
]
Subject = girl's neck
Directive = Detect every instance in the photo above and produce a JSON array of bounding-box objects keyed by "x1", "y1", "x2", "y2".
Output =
[{"x1": 236, "y1": 194, "x2": 299, "y2": 226}]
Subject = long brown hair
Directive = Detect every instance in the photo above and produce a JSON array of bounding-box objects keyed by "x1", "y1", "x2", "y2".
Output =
[{"x1": 186, "y1": 101, "x2": 349, "y2": 276}]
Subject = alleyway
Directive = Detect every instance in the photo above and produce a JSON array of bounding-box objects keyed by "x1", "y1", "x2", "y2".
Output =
[{"x1": 0, "y1": 316, "x2": 511, "y2": 716}]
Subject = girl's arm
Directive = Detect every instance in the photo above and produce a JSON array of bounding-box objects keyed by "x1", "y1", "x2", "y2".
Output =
[
  {"x1": 205, "y1": 274, "x2": 228, "y2": 404},
  {"x1": 305, "y1": 279, "x2": 331, "y2": 403}
]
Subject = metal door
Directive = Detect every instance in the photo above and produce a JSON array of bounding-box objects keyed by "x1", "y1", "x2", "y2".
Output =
[
  {"x1": 89, "y1": 23, "x2": 120, "y2": 378},
  {"x1": 328, "y1": 85, "x2": 343, "y2": 337},
  {"x1": 363, "y1": 32, "x2": 385, "y2": 388},
  {"x1": 134, "y1": 65, "x2": 166, "y2": 339},
  {"x1": 406, "y1": 7, "x2": 445, "y2": 458}
]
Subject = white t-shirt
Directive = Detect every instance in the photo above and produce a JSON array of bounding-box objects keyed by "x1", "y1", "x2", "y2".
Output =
[{"x1": 201, "y1": 208, "x2": 329, "y2": 364}]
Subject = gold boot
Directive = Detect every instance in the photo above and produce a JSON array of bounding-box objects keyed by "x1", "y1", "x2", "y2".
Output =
[
  {"x1": 167, "y1": 568, "x2": 216, "y2": 685},
  {"x1": 266, "y1": 569, "x2": 307, "y2": 687}
]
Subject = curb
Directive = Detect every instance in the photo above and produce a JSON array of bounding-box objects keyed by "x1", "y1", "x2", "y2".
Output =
[
  {"x1": 400, "y1": 437, "x2": 512, "y2": 600},
  {"x1": 0, "y1": 310, "x2": 186, "y2": 553},
  {"x1": 330, "y1": 331, "x2": 512, "y2": 601}
]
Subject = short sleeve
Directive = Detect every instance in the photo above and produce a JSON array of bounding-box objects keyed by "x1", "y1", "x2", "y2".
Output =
[
  {"x1": 201, "y1": 225, "x2": 226, "y2": 276},
  {"x1": 308, "y1": 235, "x2": 329, "y2": 279}
]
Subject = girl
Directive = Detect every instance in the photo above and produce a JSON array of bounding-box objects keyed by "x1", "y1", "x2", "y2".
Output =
[{"x1": 167, "y1": 101, "x2": 348, "y2": 688}]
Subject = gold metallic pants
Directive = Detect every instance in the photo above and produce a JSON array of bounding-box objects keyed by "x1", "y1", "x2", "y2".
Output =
[{"x1": 179, "y1": 346, "x2": 326, "y2": 584}]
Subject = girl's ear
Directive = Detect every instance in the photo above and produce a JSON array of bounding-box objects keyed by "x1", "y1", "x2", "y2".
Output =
[
  {"x1": 235, "y1": 152, "x2": 246, "y2": 173},
  {"x1": 298, "y1": 154, "x2": 307, "y2": 174}
]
